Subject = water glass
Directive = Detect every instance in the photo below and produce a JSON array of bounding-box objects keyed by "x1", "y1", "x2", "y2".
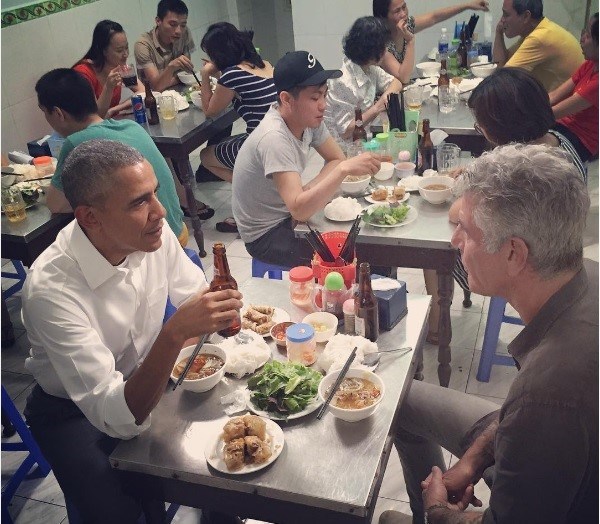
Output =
[
  {"x1": 436, "y1": 143, "x2": 461, "y2": 174},
  {"x1": 121, "y1": 63, "x2": 138, "y2": 89},
  {"x1": 438, "y1": 85, "x2": 455, "y2": 114},
  {"x1": 404, "y1": 86, "x2": 422, "y2": 111},
  {"x1": 2, "y1": 188, "x2": 27, "y2": 222},
  {"x1": 158, "y1": 95, "x2": 177, "y2": 120}
]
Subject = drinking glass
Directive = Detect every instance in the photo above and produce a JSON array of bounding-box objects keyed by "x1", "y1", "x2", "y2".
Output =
[
  {"x1": 2, "y1": 188, "x2": 27, "y2": 222},
  {"x1": 158, "y1": 95, "x2": 177, "y2": 120},
  {"x1": 438, "y1": 85, "x2": 455, "y2": 114},
  {"x1": 121, "y1": 63, "x2": 138, "y2": 89},
  {"x1": 404, "y1": 86, "x2": 422, "y2": 111},
  {"x1": 436, "y1": 143, "x2": 461, "y2": 174}
]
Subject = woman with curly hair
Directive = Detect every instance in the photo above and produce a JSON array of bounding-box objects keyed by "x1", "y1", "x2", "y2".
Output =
[
  {"x1": 324, "y1": 16, "x2": 402, "y2": 142},
  {"x1": 373, "y1": 0, "x2": 489, "y2": 83}
]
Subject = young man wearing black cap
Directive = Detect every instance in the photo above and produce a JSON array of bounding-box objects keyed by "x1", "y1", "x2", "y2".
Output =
[{"x1": 232, "y1": 50, "x2": 381, "y2": 267}]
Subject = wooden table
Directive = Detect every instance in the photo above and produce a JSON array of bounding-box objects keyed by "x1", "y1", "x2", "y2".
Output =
[
  {"x1": 125, "y1": 103, "x2": 239, "y2": 257},
  {"x1": 110, "y1": 278, "x2": 431, "y2": 524},
  {"x1": 297, "y1": 192, "x2": 457, "y2": 387}
]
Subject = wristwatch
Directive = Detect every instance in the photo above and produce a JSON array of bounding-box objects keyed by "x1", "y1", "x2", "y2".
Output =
[{"x1": 424, "y1": 503, "x2": 449, "y2": 524}]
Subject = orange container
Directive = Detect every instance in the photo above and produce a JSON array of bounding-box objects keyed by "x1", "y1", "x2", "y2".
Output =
[{"x1": 311, "y1": 231, "x2": 356, "y2": 289}]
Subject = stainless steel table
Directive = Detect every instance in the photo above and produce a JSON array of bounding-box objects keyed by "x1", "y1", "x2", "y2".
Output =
[
  {"x1": 110, "y1": 278, "x2": 431, "y2": 524},
  {"x1": 125, "y1": 103, "x2": 239, "y2": 257},
  {"x1": 297, "y1": 193, "x2": 457, "y2": 387}
]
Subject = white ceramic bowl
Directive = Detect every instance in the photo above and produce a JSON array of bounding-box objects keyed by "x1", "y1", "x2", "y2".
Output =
[
  {"x1": 177, "y1": 71, "x2": 200, "y2": 86},
  {"x1": 416, "y1": 61, "x2": 441, "y2": 77},
  {"x1": 1, "y1": 174, "x2": 16, "y2": 188},
  {"x1": 302, "y1": 312, "x2": 338, "y2": 343},
  {"x1": 170, "y1": 343, "x2": 227, "y2": 392},
  {"x1": 190, "y1": 91, "x2": 202, "y2": 109},
  {"x1": 318, "y1": 369, "x2": 385, "y2": 422},
  {"x1": 374, "y1": 161, "x2": 394, "y2": 181},
  {"x1": 418, "y1": 175, "x2": 454, "y2": 204},
  {"x1": 340, "y1": 175, "x2": 371, "y2": 196},
  {"x1": 394, "y1": 161, "x2": 416, "y2": 179},
  {"x1": 470, "y1": 63, "x2": 497, "y2": 79}
]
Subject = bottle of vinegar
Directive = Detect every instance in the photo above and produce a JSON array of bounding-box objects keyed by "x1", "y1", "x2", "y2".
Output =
[
  {"x1": 209, "y1": 243, "x2": 241, "y2": 337},
  {"x1": 354, "y1": 263, "x2": 379, "y2": 342}
]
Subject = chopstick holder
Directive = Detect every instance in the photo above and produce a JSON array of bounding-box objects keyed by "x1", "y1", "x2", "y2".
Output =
[
  {"x1": 316, "y1": 346, "x2": 358, "y2": 419},
  {"x1": 172, "y1": 333, "x2": 210, "y2": 390}
]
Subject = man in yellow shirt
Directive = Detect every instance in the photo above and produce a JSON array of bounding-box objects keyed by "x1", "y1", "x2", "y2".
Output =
[{"x1": 493, "y1": 0, "x2": 583, "y2": 91}]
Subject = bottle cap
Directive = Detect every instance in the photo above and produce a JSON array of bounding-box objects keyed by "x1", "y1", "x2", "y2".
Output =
[
  {"x1": 324, "y1": 271, "x2": 344, "y2": 291},
  {"x1": 343, "y1": 299, "x2": 355, "y2": 315},
  {"x1": 32, "y1": 156, "x2": 52, "y2": 166},
  {"x1": 286, "y1": 323, "x2": 315, "y2": 343},
  {"x1": 375, "y1": 133, "x2": 390, "y2": 143},
  {"x1": 363, "y1": 140, "x2": 379, "y2": 152},
  {"x1": 289, "y1": 266, "x2": 314, "y2": 283}
]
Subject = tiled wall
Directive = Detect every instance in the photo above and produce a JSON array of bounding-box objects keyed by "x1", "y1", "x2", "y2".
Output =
[
  {"x1": 291, "y1": 0, "x2": 593, "y2": 70},
  {"x1": 0, "y1": 0, "x2": 241, "y2": 153}
]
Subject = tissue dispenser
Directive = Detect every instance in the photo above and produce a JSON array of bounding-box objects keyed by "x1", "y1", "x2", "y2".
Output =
[{"x1": 372, "y1": 274, "x2": 408, "y2": 330}]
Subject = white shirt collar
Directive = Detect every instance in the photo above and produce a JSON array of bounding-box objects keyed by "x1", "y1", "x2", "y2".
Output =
[{"x1": 343, "y1": 57, "x2": 371, "y2": 89}]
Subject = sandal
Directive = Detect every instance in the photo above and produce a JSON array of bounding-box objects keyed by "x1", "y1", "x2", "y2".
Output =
[
  {"x1": 216, "y1": 217, "x2": 238, "y2": 233},
  {"x1": 181, "y1": 202, "x2": 215, "y2": 220}
]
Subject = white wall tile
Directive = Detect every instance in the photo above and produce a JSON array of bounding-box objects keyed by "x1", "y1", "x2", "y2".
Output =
[
  {"x1": 1, "y1": 107, "x2": 22, "y2": 153},
  {"x1": 10, "y1": 96, "x2": 53, "y2": 151}
]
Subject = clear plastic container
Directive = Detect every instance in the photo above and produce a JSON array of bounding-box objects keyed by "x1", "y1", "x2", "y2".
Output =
[
  {"x1": 32, "y1": 156, "x2": 54, "y2": 177},
  {"x1": 289, "y1": 266, "x2": 314, "y2": 312},
  {"x1": 286, "y1": 323, "x2": 316, "y2": 366},
  {"x1": 375, "y1": 133, "x2": 391, "y2": 162}
]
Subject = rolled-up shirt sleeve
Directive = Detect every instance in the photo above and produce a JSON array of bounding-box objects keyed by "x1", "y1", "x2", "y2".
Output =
[{"x1": 23, "y1": 293, "x2": 150, "y2": 439}]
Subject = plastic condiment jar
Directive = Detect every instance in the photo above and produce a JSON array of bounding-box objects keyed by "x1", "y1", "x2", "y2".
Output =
[
  {"x1": 289, "y1": 266, "x2": 314, "y2": 312},
  {"x1": 343, "y1": 299, "x2": 356, "y2": 334},
  {"x1": 32, "y1": 156, "x2": 54, "y2": 177},
  {"x1": 286, "y1": 323, "x2": 316, "y2": 366},
  {"x1": 322, "y1": 271, "x2": 347, "y2": 319}
]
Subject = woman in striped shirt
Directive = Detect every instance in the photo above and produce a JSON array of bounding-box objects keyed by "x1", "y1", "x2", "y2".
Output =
[{"x1": 198, "y1": 22, "x2": 277, "y2": 232}]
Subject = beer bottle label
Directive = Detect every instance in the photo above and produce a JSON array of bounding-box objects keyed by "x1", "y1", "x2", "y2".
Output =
[
  {"x1": 356, "y1": 120, "x2": 363, "y2": 127},
  {"x1": 355, "y1": 316, "x2": 365, "y2": 337},
  {"x1": 213, "y1": 268, "x2": 220, "y2": 277}
]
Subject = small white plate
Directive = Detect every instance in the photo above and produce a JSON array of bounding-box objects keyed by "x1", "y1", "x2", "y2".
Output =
[
  {"x1": 364, "y1": 188, "x2": 410, "y2": 205},
  {"x1": 204, "y1": 417, "x2": 284, "y2": 474},
  {"x1": 362, "y1": 204, "x2": 418, "y2": 228},
  {"x1": 247, "y1": 392, "x2": 322, "y2": 420},
  {"x1": 397, "y1": 176, "x2": 422, "y2": 192},
  {"x1": 241, "y1": 307, "x2": 290, "y2": 338}
]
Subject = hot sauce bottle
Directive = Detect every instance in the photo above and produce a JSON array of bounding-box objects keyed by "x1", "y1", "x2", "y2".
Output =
[{"x1": 209, "y1": 243, "x2": 241, "y2": 337}]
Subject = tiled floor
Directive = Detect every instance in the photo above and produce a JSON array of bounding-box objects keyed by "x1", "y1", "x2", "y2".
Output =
[{"x1": 2, "y1": 129, "x2": 597, "y2": 523}]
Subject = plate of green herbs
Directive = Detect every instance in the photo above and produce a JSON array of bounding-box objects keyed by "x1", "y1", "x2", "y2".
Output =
[
  {"x1": 246, "y1": 360, "x2": 323, "y2": 420},
  {"x1": 362, "y1": 203, "x2": 418, "y2": 227}
]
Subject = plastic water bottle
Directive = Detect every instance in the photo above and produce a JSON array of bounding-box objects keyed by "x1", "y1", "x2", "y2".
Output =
[{"x1": 438, "y1": 28, "x2": 449, "y2": 59}]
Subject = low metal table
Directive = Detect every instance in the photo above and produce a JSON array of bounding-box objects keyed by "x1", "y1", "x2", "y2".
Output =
[{"x1": 110, "y1": 278, "x2": 431, "y2": 524}]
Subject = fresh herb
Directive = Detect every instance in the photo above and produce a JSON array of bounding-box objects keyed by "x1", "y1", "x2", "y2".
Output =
[
  {"x1": 247, "y1": 360, "x2": 322, "y2": 417},
  {"x1": 363, "y1": 203, "x2": 410, "y2": 225}
]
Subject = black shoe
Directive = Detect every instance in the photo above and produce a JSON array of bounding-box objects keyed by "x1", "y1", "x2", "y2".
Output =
[
  {"x1": 195, "y1": 165, "x2": 222, "y2": 183},
  {"x1": 181, "y1": 204, "x2": 215, "y2": 220},
  {"x1": 216, "y1": 218, "x2": 238, "y2": 233}
]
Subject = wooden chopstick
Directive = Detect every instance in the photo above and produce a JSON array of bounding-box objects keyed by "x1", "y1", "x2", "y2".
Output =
[
  {"x1": 317, "y1": 346, "x2": 358, "y2": 419},
  {"x1": 172, "y1": 333, "x2": 210, "y2": 390}
]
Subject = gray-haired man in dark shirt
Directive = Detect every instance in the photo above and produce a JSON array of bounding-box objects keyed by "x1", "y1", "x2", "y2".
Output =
[{"x1": 382, "y1": 143, "x2": 598, "y2": 524}]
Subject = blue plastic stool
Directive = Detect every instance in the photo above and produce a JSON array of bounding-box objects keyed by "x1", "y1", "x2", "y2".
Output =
[
  {"x1": 476, "y1": 296, "x2": 523, "y2": 382},
  {"x1": 1, "y1": 260, "x2": 27, "y2": 301},
  {"x1": 163, "y1": 247, "x2": 204, "y2": 323},
  {"x1": 251, "y1": 259, "x2": 291, "y2": 280},
  {"x1": 1, "y1": 386, "x2": 51, "y2": 524}
]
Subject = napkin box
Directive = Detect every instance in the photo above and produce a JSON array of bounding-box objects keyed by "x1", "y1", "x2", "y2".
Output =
[{"x1": 372, "y1": 274, "x2": 408, "y2": 330}]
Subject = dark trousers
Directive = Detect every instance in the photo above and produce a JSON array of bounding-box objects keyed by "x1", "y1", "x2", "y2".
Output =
[
  {"x1": 245, "y1": 217, "x2": 314, "y2": 267},
  {"x1": 24, "y1": 384, "x2": 165, "y2": 524},
  {"x1": 553, "y1": 123, "x2": 594, "y2": 162}
]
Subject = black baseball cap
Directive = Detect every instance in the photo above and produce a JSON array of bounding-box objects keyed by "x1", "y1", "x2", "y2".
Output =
[{"x1": 274, "y1": 51, "x2": 342, "y2": 93}]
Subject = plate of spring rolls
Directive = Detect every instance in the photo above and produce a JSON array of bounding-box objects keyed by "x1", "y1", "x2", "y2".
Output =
[{"x1": 241, "y1": 304, "x2": 291, "y2": 338}]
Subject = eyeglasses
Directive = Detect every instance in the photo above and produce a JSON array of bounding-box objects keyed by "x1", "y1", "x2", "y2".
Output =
[{"x1": 474, "y1": 121, "x2": 483, "y2": 135}]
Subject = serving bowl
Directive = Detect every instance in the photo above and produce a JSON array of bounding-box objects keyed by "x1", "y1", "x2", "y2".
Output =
[
  {"x1": 470, "y1": 63, "x2": 497, "y2": 78},
  {"x1": 418, "y1": 175, "x2": 454, "y2": 204},
  {"x1": 270, "y1": 321, "x2": 295, "y2": 349},
  {"x1": 318, "y1": 368, "x2": 385, "y2": 422},
  {"x1": 416, "y1": 61, "x2": 441, "y2": 77},
  {"x1": 170, "y1": 343, "x2": 227, "y2": 392},
  {"x1": 340, "y1": 175, "x2": 370, "y2": 196},
  {"x1": 373, "y1": 161, "x2": 394, "y2": 181},
  {"x1": 177, "y1": 71, "x2": 200, "y2": 86},
  {"x1": 302, "y1": 312, "x2": 338, "y2": 343}
]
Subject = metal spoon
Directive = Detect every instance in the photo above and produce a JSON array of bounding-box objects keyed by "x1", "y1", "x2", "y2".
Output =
[{"x1": 362, "y1": 346, "x2": 412, "y2": 367}]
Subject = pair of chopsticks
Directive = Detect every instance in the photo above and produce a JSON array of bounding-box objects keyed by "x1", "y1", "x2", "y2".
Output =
[
  {"x1": 172, "y1": 333, "x2": 210, "y2": 390},
  {"x1": 338, "y1": 216, "x2": 361, "y2": 263},
  {"x1": 305, "y1": 224, "x2": 335, "y2": 262},
  {"x1": 386, "y1": 93, "x2": 406, "y2": 132},
  {"x1": 317, "y1": 346, "x2": 358, "y2": 419}
]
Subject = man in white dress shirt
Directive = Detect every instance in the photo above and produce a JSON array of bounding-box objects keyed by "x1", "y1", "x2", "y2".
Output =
[{"x1": 22, "y1": 140, "x2": 243, "y2": 523}]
